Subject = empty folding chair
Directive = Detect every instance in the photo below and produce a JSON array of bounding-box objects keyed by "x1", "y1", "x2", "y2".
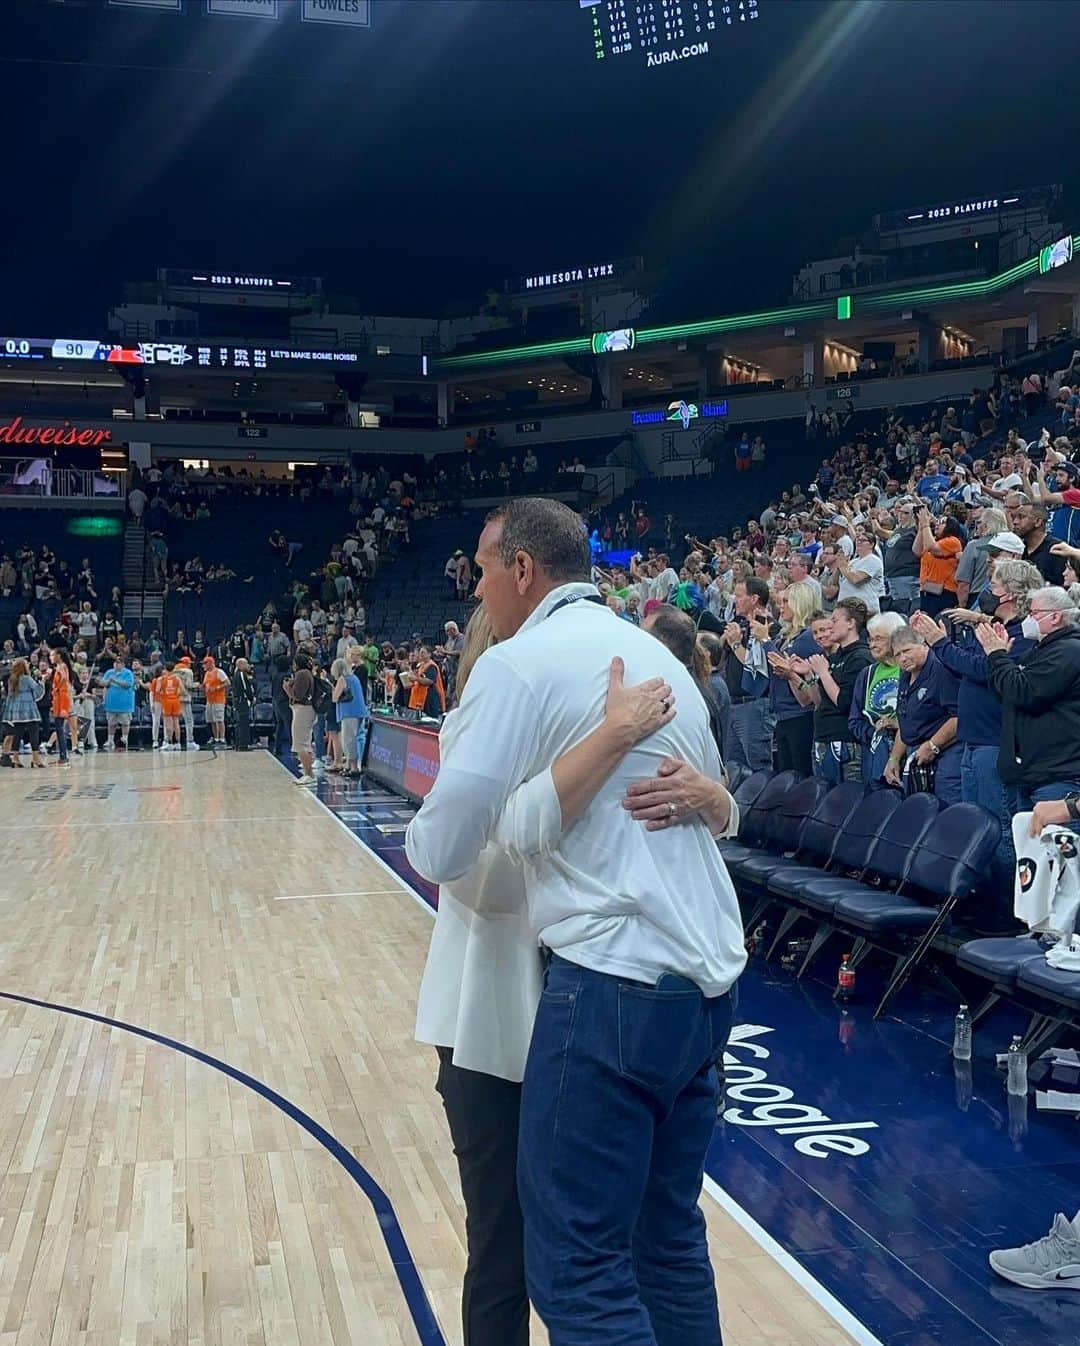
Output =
[
  {"x1": 1013, "y1": 960, "x2": 1080, "y2": 1058},
  {"x1": 790, "y1": 792, "x2": 940, "y2": 979},
  {"x1": 956, "y1": 935, "x2": 1048, "y2": 1031},
  {"x1": 717, "y1": 769, "x2": 800, "y2": 871},
  {"x1": 834, "y1": 802, "x2": 1000, "y2": 1018}
]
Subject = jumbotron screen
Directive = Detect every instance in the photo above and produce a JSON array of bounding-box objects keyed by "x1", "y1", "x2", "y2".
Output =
[{"x1": 581, "y1": 0, "x2": 760, "y2": 70}]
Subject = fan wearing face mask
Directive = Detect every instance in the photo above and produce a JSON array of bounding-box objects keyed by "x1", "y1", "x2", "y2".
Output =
[
  {"x1": 978, "y1": 585, "x2": 1080, "y2": 826},
  {"x1": 910, "y1": 557, "x2": 1042, "y2": 897}
]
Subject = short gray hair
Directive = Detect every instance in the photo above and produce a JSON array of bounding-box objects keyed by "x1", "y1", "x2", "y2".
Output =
[
  {"x1": 485, "y1": 498, "x2": 591, "y2": 583},
  {"x1": 890, "y1": 624, "x2": 925, "y2": 654},
  {"x1": 990, "y1": 558, "x2": 1042, "y2": 616},
  {"x1": 867, "y1": 611, "x2": 906, "y2": 638},
  {"x1": 979, "y1": 507, "x2": 1007, "y2": 536},
  {"x1": 1031, "y1": 585, "x2": 1080, "y2": 627},
  {"x1": 331, "y1": 658, "x2": 348, "y2": 679}
]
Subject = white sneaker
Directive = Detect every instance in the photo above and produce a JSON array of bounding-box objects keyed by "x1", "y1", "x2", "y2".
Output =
[
  {"x1": 294, "y1": 774, "x2": 317, "y2": 787},
  {"x1": 989, "y1": 1212, "x2": 1080, "y2": 1290},
  {"x1": 186, "y1": 743, "x2": 200, "y2": 751}
]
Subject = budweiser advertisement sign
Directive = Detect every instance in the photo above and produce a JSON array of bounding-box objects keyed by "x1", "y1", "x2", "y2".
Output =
[{"x1": 0, "y1": 416, "x2": 112, "y2": 448}]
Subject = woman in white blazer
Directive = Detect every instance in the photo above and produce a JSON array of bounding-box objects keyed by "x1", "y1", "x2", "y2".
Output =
[{"x1": 415, "y1": 607, "x2": 737, "y2": 1346}]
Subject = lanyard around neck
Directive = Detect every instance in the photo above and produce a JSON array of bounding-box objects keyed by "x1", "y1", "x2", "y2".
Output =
[{"x1": 547, "y1": 592, "x2": 606, "y2": 619}]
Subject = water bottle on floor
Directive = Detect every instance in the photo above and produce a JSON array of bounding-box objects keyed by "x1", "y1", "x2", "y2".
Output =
[
  {"x1": 1006, "y1": 1035, "x2": 1028, "y2": 1096},
  {"x1": 952, "y1": 1004, "x2": 972, "y2": 1061}
]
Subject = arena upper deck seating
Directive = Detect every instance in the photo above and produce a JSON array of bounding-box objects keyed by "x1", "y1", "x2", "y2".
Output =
[{"x1": 157, "y1": 491, "x2": 357, "y2": 640}]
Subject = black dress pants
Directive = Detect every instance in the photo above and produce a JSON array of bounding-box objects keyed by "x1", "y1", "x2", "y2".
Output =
[
  {"x1": 774, "y1": 714, "x2": 814, "y2": 777},
  {"x1": 235, "y1": 707, "x2": 251, "y2": 750},
  {"x1": 435, "y1": 1046, "x2": 529, "y2": 1346}
]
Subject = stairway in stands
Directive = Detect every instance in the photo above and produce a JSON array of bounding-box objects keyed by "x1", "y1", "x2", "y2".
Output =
[{"x1": 121, "y1": 520, "x2": 164, "y2": 629}]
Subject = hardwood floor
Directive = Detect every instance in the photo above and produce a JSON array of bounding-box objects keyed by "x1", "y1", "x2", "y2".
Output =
[{"x1": 0, "y1": 752, "x2": 859, "y2": 1346}]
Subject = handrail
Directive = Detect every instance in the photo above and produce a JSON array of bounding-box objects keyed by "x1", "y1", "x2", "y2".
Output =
[
  {"x1": 660, "y1": 431, "x2": 715, "y2": 476},
  {"x1": 621, "y1": 430, "x2": 652, "y2": 479},
  {"x1": 53, "y1": 468, "x2": 126, "y2": 499},
  {"x1": 140, "y1": 523, "x2": 149, "y2": 630},
  {"x1": 0, "y1": 462, "x2": 126, "y2": 499},
  {"x1": 581, "y1": 469, "x2": 614, "y2": 506}
]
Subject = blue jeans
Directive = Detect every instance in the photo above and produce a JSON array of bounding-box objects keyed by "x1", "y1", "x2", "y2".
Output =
[
  {"x1": 518, "y1": 956, "x2": 733, "y2": 1346},
  {"x1": 1007, "y1": 780, "x2": 1080, "y2": 835},
  {"x1": 960, "y1": 744, "x2": 1016, "y2": 885},
  {"x1": 930, "y1": 744, "x2": 963, "y2": 805},
  {"x1": 813, "y1": 739, "x2": 861, "y2": 785},
  {"x1": 56, "y1": 718, "x2": 68, "y2": 763},
  {"x1": 273, "y1": 707, "x2": 291, "y2": 757},
  {"x1": 731, "y1": 699, "x2": 773, "y2": 773},
  {"x1": 919, "y1": 589, "x2": 954, "y2": 618},
  {"x1": 859, "y1": 730, "x2": 895, "y2": 788},
  {"x1": 887, "y1": 575, "x2": 920, "y2": 616}
]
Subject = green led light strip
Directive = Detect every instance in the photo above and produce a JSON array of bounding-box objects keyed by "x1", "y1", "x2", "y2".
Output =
[
  {"x1": 637, "y1": 302, "x2": 835, "y2": 343},
  {"x1": 436, "y1": 336, "x2": 592, "y2": 369},
  {"x1": 434, "y1": 236, "x2": 1080, "y2": 372}
]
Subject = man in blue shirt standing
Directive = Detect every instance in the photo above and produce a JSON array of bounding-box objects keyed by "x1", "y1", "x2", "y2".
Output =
[
  {"x1": 915, "y1": 462, "x2": 950, "y2": 508},
  {"x1": 101, "y1": 657, "x2": 136, "y2": 752}
]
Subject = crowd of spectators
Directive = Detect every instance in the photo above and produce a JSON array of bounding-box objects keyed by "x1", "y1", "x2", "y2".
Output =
[{"x1": 585, "y1": 368, "x2": 1080, "y2": 924}]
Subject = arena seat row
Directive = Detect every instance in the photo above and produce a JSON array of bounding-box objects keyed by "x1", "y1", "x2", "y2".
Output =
[
  {"x1": 721, "y1": 771, "x2": 1001, "y2": 1018},
  {"x1": 957, "y1": 935, "x2": 1080, "y2": 1059}
]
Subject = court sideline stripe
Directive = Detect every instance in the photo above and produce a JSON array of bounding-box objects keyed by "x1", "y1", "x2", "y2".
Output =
[
  {"x1": 268, "y1": 755, "x2": 437, "y2": 918},
  {"x1": 0, "y1": 990, "x2": 446, "y2": 1346},
  {"x1": 701, "y1": 1176, "x2": 885, "y2": 1346},
  {"x1": 285, "y1": 757, "x2": 882, "y2": 1346}
]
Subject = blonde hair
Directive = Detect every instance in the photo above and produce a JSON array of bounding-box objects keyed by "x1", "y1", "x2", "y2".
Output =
[
  {"x1": 782, "y1": 579, "x2": 819, "y2": 636},
  {"x1": 454, "y1": 607, "x2": 496, "y2": 705}
]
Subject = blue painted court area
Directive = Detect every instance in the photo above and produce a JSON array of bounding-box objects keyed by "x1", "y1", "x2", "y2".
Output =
[{"x1": 312, "y1": 768, "x2": 1080, "y2": 1346}]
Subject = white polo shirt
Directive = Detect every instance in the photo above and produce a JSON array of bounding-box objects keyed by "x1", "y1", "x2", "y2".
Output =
[
  {"x1": 406, "y1": 583, "x2": 747, "y2": 998},
  {"x1": 838, "y1": 549, "x2": 884, "y2": 614}
]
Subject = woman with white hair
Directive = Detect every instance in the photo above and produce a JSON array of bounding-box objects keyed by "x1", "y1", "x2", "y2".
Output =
[
  {"x1": 978, "y1": 585, "x2": 1080, "y2": 818},
  {"x1": 847, "y1": 610, "x2": 905, "y2": 786},
  {"x1": 331, "y1": 656, "x2": 366, "y2": 778},
  {"x1": 911, "y1": 558, "x2": 1042, "y2": 886}
]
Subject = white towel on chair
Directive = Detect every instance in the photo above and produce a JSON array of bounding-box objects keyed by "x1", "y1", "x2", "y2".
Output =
[{"x1": 1012, "y1": 813, "x2": 1080, "y2": 946}]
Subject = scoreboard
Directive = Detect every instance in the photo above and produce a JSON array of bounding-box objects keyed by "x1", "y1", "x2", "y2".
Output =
[
  {"x1": 582, "y1": 0, "x2": 760, "y2": 68},
  {"x1": 0, "y1": 337, "x2": 426, "y2": 377}
]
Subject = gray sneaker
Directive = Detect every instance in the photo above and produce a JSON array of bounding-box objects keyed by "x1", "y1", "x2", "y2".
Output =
[{"x1": 989, "y1": 1213, "x2": 1080, "y2": 1290}]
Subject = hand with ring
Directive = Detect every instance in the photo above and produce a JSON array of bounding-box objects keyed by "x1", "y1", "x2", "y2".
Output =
[
  {"x1": 622, "y1": 757, "x2": 716, "y2": 831},
  {"x1": 601, "y1": 657, "x2": 676, "y2": 751}
]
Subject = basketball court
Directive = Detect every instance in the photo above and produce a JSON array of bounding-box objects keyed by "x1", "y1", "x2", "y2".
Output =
[{"x1": 0, "y1": 751, "x2": 862, "y2": 1346}]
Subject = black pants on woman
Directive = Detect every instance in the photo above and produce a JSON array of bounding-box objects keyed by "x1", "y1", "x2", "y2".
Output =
[
  {"x1": 435, "y1": 1047, "x2": 529, "y2": 1346},
  {"x1": 774, "y1": 713, "x2": 814, "y2": 777}
]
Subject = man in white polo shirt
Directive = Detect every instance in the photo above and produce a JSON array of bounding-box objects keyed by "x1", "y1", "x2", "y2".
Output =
[{"x1": 406, "y1": 498, "x2": 745, "y2": 1346}]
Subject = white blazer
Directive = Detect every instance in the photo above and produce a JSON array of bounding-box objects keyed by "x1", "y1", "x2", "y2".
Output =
[{"x1": 414, "y1": 769, "x2": 560, "y2": 1083}]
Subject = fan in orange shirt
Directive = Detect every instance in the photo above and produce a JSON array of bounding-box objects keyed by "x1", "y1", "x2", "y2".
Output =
[
  {"x1": 201, "y1": 656, "x2": 230, "y2": 748},
  {"x1": 153, "y1": 662, "x2": 183, "y2": 750},
  {"x1": 49, "y1": 649, "x2": 74, "y2": 765}
]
